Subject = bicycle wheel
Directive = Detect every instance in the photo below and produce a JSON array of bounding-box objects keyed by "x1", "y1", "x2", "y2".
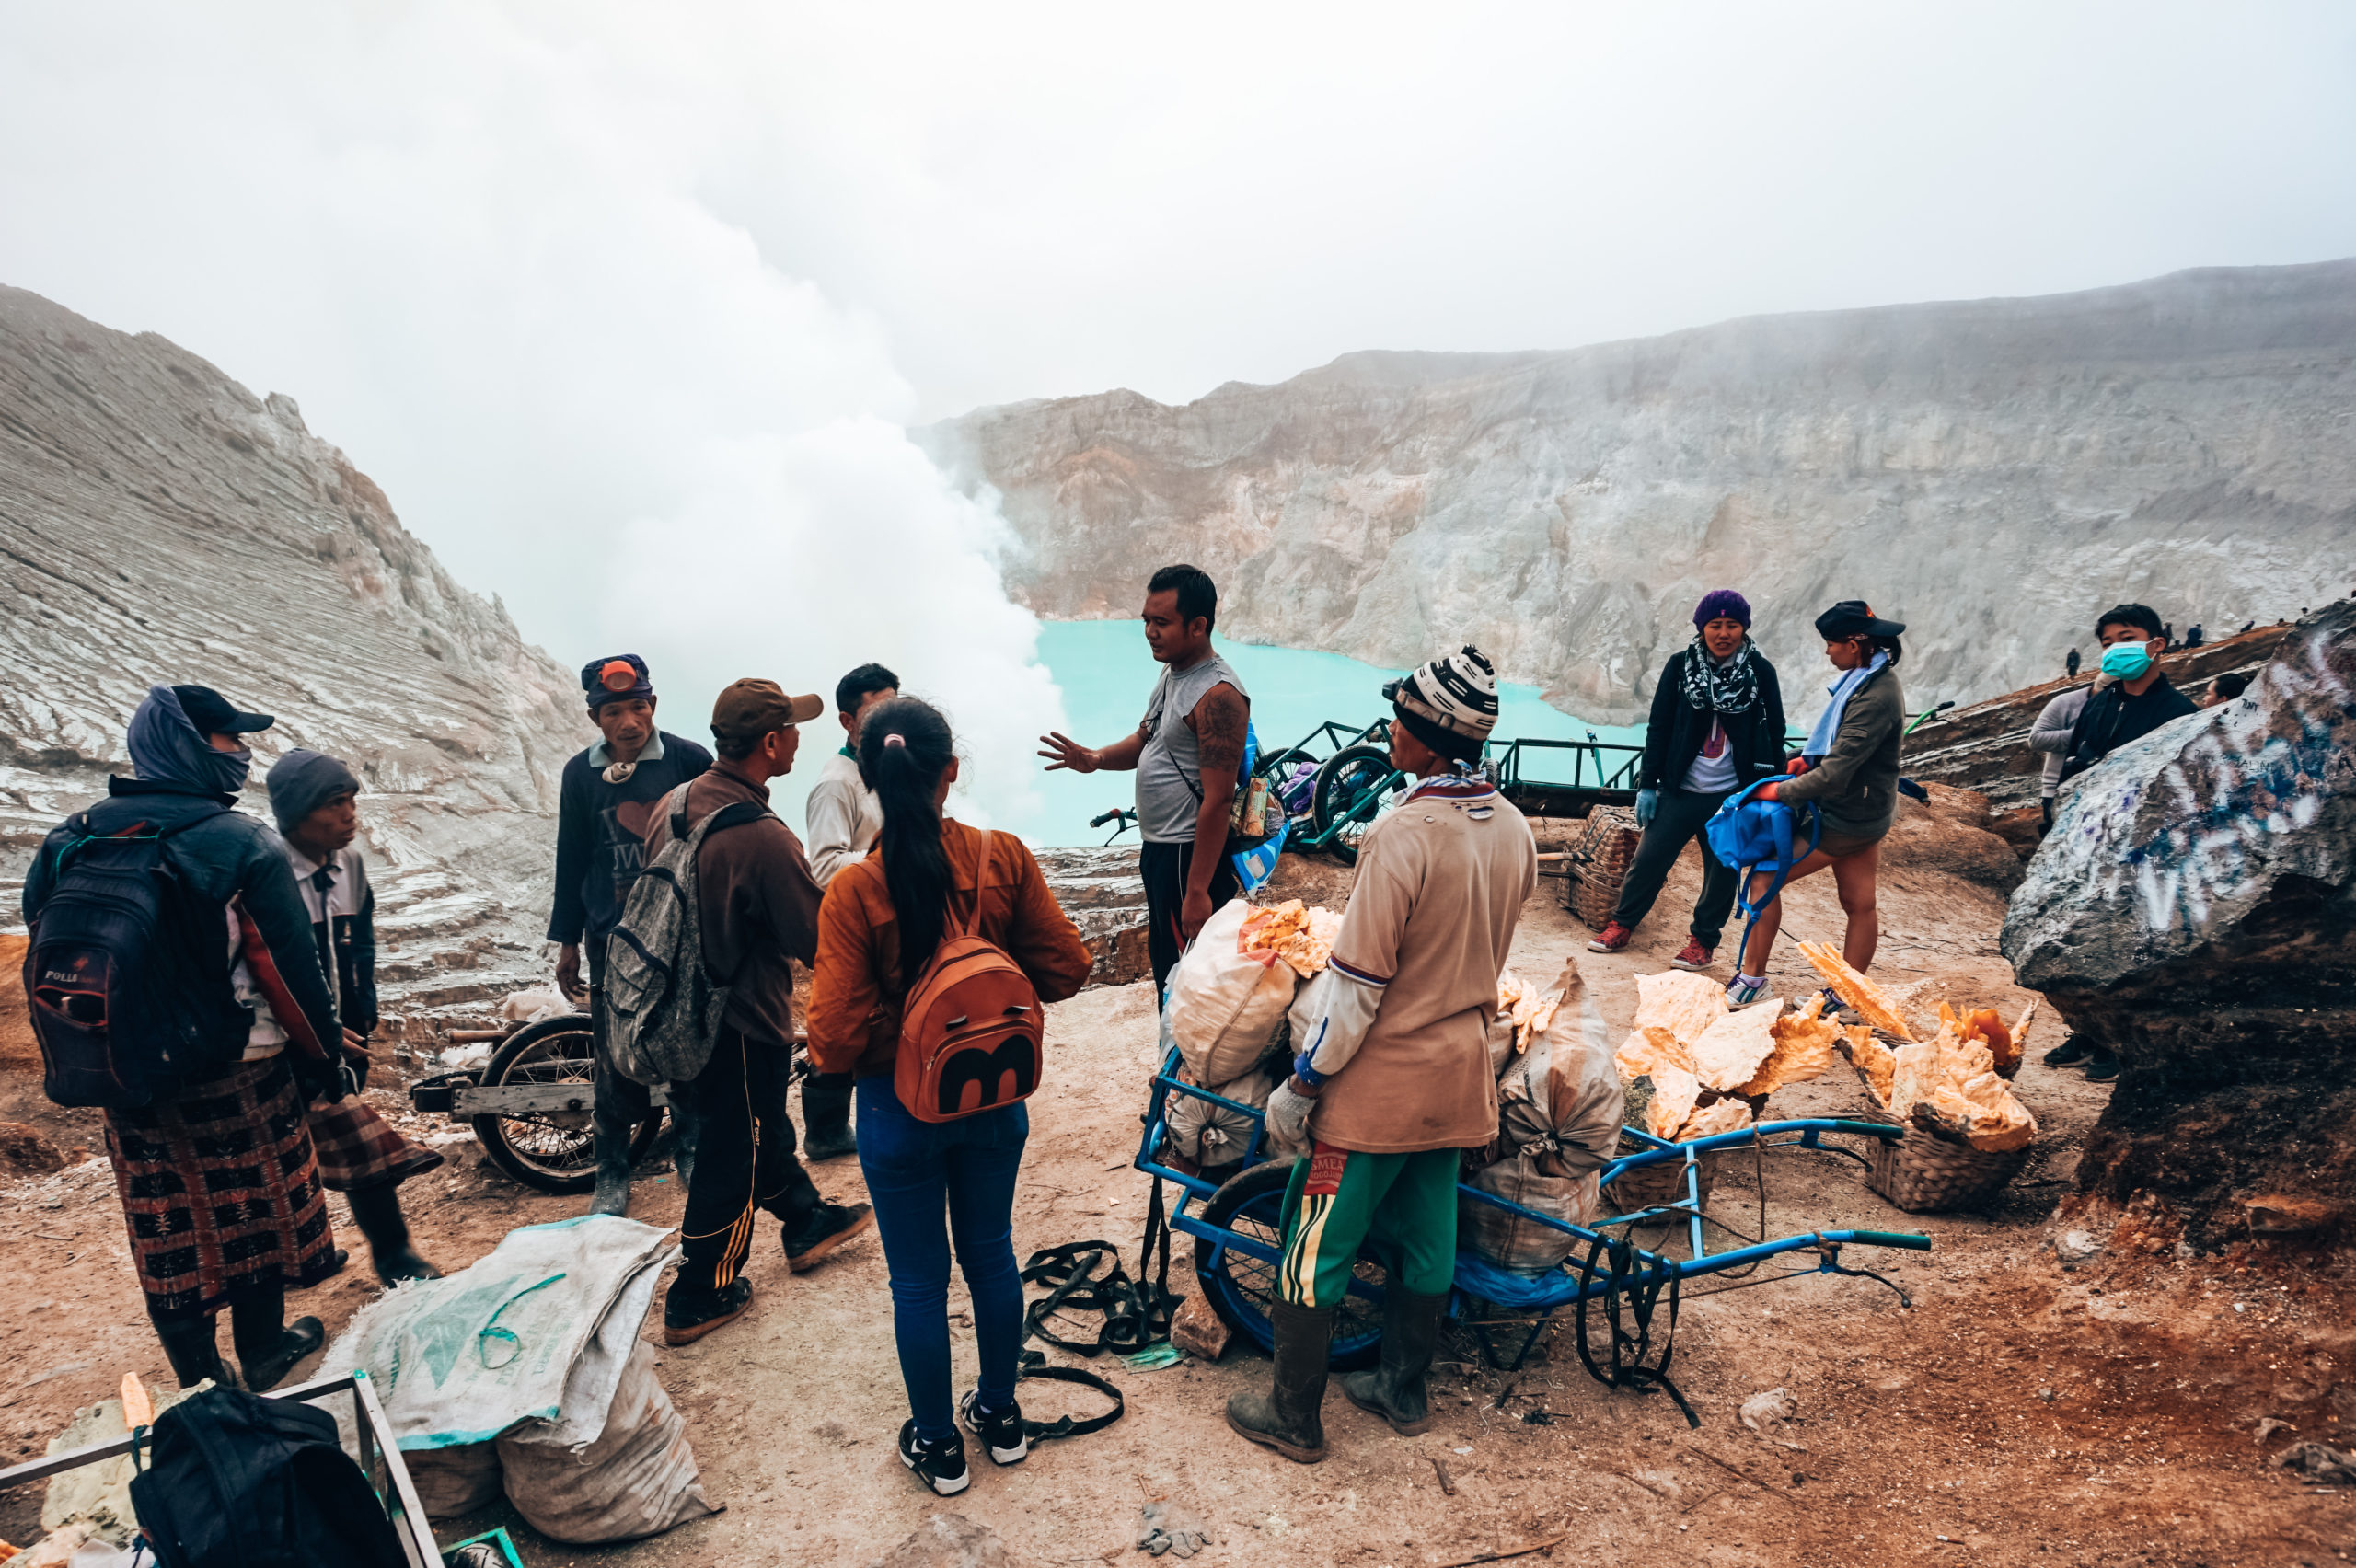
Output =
[
  {"x1": 471, "y1": 1015, "x2": 663, "y2": 1193},
  {"x1": 1311, "y1": 744, "x2": 1403, "y2": 867},
  {"x1": 1192, "y1": 1160, "x2": 1386, "y2": 1370}
]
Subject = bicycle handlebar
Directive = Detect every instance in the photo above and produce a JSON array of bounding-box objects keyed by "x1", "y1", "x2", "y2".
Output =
[
  {"x1": 1842, "y1": 1229, "x2": 1934, "y2": 1251},
  {"x1": 1827, "y1": 1118, "x2": 1907, "y2": 1142}
]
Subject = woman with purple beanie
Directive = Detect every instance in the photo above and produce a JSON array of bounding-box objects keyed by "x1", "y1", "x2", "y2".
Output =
[{"x1": 1587, "y1": 590, "x2": 1785, "y2": 973}]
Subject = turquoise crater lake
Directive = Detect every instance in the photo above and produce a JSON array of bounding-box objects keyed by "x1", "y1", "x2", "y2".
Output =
[{"x1": 1006, "y1": 620, "x2": 1639, "y2": 846}]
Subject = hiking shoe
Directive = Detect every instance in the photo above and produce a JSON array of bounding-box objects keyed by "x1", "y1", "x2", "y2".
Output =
[
  {"x1": 1725, "y1": 974, "x2": 1771, "y2": 1006},
  {"x1": 899, "y1": 1421, "x2": 972, "y2": 1496},
  {"x1": 959, "y1": 1390, "x2": 1029, "y2": 1466},
  {"x1": 664, "y1": 1277, "x2": 752, "y2": 1345},
  {"x1": 2042, "y1": 1036, "x2": 2095, "y2": 1068},
  {"x1": 784, "y1": 1201, "x2": 874, "y2": 1273},
  {"x1": 1669, "y1": 938, "x2": 1714, "y2": 972},
  {"x1": 1586, "y1": 921, "x2": 1634, "y2": 954},
  {"x1": 2083, "y1": 1049, "x2": 2120, "y2": 1083},
  {"x1": 1817, "y1": 986, "x2": 1863, "y2": 1025}
]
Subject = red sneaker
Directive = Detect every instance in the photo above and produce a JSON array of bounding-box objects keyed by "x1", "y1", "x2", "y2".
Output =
[
  {"x1": 1587, "y1": 921, "x2": 1634, "y2": 954},
  {"x1": 1669, "y1": 938, "x2": 1714, "y2": 972}
]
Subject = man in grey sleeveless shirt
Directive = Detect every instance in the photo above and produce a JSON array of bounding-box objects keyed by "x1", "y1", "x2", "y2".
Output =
[{"x1": 1039, "y1": 564, "x2": 1250, "y2": 996}]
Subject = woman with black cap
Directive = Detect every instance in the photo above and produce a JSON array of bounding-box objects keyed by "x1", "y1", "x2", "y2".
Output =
[
  {"x1": 1725, "y1": 600, "x2": 1907, "y2": 1004},
  {"x1": 1587, "y1": 590, "x2": 1785, "y2": 973}
]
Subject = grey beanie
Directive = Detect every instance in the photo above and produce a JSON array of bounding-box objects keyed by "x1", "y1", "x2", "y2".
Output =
[{"x1": 266, "y1": 748, "x2": 362, "y2": 834}]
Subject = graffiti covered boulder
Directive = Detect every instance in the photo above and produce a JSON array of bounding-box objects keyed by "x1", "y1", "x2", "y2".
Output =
[{"x1": 2001, "y1": 601, "x2": 2356, "y2": 1239}]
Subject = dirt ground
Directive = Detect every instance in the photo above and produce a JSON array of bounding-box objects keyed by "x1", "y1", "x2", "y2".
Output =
[{"x1": 3, "y1": 844, "x2": 2352, "y2": 1566}]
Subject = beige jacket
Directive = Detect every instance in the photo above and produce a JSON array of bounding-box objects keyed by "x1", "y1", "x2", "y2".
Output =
[{"x1": 1305, "y1": 774, "x2": 1537, "y2": 1154}]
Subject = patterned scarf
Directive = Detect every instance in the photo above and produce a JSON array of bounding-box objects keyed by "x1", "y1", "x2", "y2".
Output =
[{"x1": 1679, "y1": 633, "x2": 1761, "y2": 715}]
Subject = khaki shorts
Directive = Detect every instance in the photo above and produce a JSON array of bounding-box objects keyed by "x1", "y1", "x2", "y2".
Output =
[{"x1": 1813, "y1": 828, "x2": 1887, "y2": 860}]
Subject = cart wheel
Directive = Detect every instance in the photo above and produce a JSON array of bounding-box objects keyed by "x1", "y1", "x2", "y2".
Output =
[
  {"x1": 1311, "y1": 745, "x2": 1403, "y2": 867},
  {"x1": 1193, "y1": 1160, "x2": 1385, "y2": 1370},
  {"x1": 470, "y1": 1015, "x2": 663, "y2": 1193}
]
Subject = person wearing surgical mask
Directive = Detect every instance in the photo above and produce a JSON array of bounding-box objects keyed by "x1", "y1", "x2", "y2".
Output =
[{"x1": 2058, "y1": 603, "x2": 2199, "y2": 785}]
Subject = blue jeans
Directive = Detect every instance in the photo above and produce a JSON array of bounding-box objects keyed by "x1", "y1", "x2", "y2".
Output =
[{"x1": 854, "y1": 1077, "x2": 1029, "y2": 1441}]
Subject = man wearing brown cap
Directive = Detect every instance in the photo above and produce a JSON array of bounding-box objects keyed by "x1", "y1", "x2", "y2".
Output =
[{"x1": 641, "y1": 678, "x2": 873, "y2": 1343}]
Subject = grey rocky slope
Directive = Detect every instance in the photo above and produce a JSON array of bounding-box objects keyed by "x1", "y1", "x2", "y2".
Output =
[
  {"x1": 0, "y1": 285, "x2": 583, "y2": 1027},
  {"x1": 923, "y1": 260, "x2": 2356, "y2": 724}
]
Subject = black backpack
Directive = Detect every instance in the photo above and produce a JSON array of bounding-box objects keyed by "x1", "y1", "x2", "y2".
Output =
[
  {"x1": 130, "y1": 1385, "x2": 408, "y2": 1568},
  {"x1": 23, "y1": 808, "x2": 249, "y2": 1108}
]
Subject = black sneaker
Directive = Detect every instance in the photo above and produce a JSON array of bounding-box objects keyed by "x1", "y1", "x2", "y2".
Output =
[
  {"x1": 2043, "y1": 1036, "x2": 2095, "y2": 1068},
  {"x1": 664, "y1": 1277, "x2": 752, "y2": 1346},
  {"x1": 959, "y1": 1389, "x2": 1028, "y2": 1466},
  {"x1": 784, "y1": 1201, "x2": 874, "y2": 1274},
  {"x1": 898, "y1": 1420, "x2": 971, "y2": 1495},
  {"x1": 2083, "y1": 1048, "x2": 2120, "y2": 1083}
]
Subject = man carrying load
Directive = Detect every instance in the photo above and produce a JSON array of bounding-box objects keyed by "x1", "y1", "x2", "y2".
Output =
[{"x1": 1227, "y1": 646, "x2": 1538, "y2": 1464}]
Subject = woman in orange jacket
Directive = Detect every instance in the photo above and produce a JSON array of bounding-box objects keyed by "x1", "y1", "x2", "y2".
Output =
[{"x1": 807, "y1": 697, "x2": 1092, "y2": 1497}]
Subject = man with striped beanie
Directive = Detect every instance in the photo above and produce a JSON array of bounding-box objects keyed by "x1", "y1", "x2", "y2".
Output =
[{"x1": 1228, "y1": 646, "x2": 1537, "y2": 1464}]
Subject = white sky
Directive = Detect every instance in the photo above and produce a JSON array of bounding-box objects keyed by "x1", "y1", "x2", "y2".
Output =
[{"x1": 3, "y1": 2, "x2": 2354, "y2": 817}]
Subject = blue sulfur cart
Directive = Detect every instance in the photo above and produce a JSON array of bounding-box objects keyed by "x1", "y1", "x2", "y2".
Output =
[{"x1": 1138, "y1": 1046, "x2": 1930, "y2": 1422}]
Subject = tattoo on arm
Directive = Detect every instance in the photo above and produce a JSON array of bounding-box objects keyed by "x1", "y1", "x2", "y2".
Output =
[{"x1": 1193, "y1": 685, "x2": 1247, "y2": 776}]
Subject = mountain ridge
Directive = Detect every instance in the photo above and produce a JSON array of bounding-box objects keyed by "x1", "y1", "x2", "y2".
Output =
[
  {"x1": 923, "y1": 259, "x2": 2356, "y2": 723},
  {"x1": 0, "y1": 284, "x2": 583, "y2": 1023}
]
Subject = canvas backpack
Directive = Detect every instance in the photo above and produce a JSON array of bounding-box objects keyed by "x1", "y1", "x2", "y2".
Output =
[
  {"x1": 895, "y1": 832, "x2": 1047, "y2": 1123},
  {"x1": 24, "y1": 806, "x2": 250, "y2": 1108},
  {"x1": 603, "y1": 784, "x2": 770, "y2": 1086},
  {"x1": 129, "y1": 1383, "x2": 408, "y2": 1568}
]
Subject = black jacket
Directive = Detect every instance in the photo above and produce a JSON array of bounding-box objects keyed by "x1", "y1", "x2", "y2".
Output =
[
  {"x1": 548, "y1": 730, "x2": 713, "y2": 955},
  {"x1": 1638, "y1": 651, "x2": 1788, "y2": 793},
  {"x1": 22, "y1": 778, "x2": 340, "y2": 1065},
  {"x1": 2061, "y1": 674, "x2": 2199, "y2": 781}
]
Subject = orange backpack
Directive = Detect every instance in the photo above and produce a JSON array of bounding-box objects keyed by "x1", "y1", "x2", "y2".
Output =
[{"x1": 895, "y1": 834, "x2": 1045, "y2": 1122}]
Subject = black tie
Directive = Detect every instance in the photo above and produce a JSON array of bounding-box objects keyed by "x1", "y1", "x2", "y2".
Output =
[{"x1": 311, "y1": 863, "x2": 339, "y2": 1019}]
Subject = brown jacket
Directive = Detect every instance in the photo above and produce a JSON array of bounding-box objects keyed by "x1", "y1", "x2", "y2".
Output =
[
  {"x1": 807, "y1": 819, "x2": 1093, "y2": 1079},
  {"x1": 640, "y1": 767, "x2": 823, "y2": 1045}
]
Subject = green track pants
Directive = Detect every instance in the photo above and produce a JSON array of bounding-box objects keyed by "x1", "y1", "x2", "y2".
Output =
[{"x1": 1276, "y1": 1144, "x2": 1459, "y2": 1309}]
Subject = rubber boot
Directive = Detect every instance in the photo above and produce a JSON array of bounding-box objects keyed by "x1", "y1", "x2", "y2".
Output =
[
  {"x1": 151, "y1": 1314, "x2": 237, "y2": 1390},
  {"x1": 230, "y1": 1284, "x2": 324, "y2": 1392},
  {"x1": 587, "y1": 1013, "x2": 639, "y2": 1217},
  {"x1": 801, "y1": 1071, "x2": 857, "y2": 1162},
  {"x1": 1341, "y1": 1286, "x2": 1446, "y2": 1435},
  {"x1": 348, "y1": 1183, "x2": 442, "y2": 1286},
  {"x1": 1226, "y1": 1301, "x2": 1334, "y2": 1463}
]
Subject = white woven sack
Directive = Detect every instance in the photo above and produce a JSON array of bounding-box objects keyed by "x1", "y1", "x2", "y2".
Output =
[{"x1": 1165, "y1": 899, "x2": 1299, "y2": 1083}]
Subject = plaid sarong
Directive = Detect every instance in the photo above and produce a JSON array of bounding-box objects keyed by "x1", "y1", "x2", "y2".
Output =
[
  {"x1": 308, "y1": 1095, "x2": 444, "y2": 1193},
  {"x1": 102, "y1": 1055, "x2": 340, "y2": 1320}
]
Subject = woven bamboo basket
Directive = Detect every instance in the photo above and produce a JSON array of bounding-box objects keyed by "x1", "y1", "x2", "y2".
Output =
[
  {"x1": 1603, "y1": 1148, "x2": 1721, "y2": 1213},
  {"x1": 1854, "y1": 1102, "x2": 2032, "y2": 1213},
  {"x1": 1563, "y1": 806, "x2": 1642, "y2": 929}
]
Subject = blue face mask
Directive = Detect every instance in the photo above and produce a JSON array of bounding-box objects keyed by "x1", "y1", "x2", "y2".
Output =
[{"x1": 2099, "y1": 640, "x2": 2154, "y2": 680}]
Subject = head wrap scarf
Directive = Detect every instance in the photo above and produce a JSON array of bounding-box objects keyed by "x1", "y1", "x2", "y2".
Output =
[
  {"x1": 126, "y1": 685, "x2": 254, "y2": 800},
  {"x1": 1679, "y1": 632, "x2": 1761, "y2": 716}
]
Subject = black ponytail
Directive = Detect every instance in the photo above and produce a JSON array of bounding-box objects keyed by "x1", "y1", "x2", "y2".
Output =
[{"x1": 858, "y1": 697, "x2": 957, "y2": 983}]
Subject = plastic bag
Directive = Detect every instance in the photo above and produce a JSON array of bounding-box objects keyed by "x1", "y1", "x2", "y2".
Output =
[
  {"x1": 1165, "y1": 1065, "x2": 1274, "y2": 1167},
  {"x1": 1165, "y1": 900, "x2": 1299, "y2": 1083},
  {"x1": 496, "y1": 1342, "x2": 715, "y2": 1544},
  {"x1": 325, "y1": 1216, "x2": 675, "y2": 1453}
]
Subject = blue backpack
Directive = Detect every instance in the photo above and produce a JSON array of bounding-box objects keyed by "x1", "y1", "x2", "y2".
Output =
[{"x1": 1703, "y1": 778, "x2": 1820, "y2": 971}]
